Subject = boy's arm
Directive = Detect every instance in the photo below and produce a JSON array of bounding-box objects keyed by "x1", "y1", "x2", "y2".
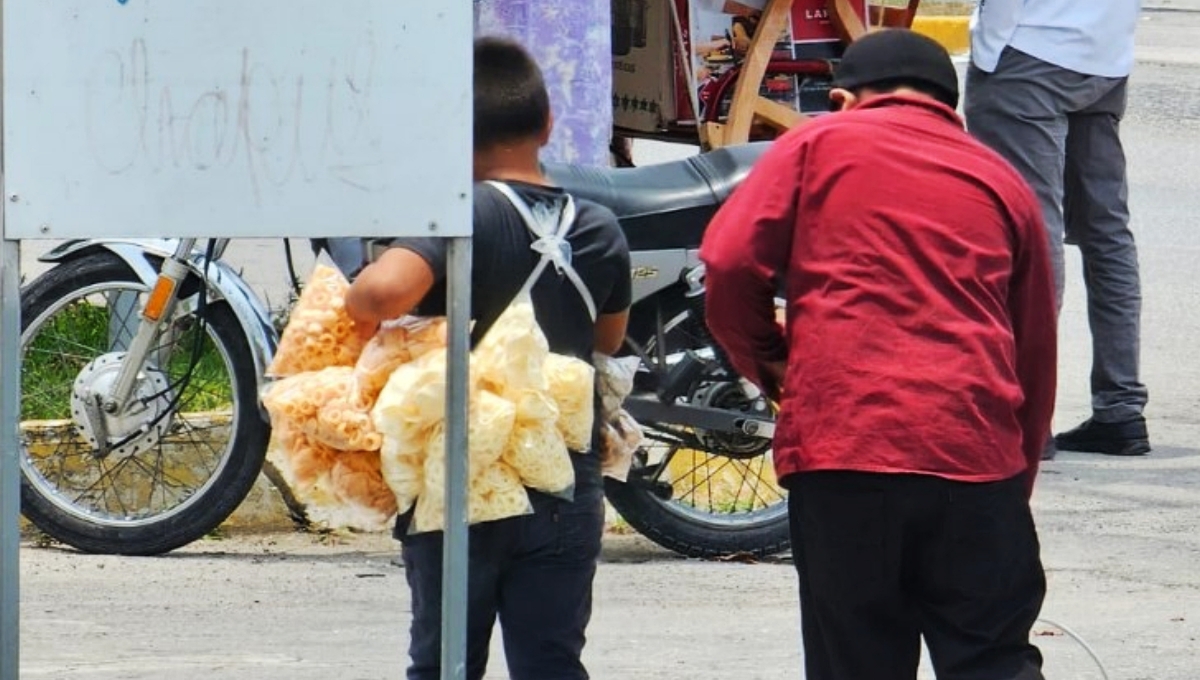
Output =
[
  {"x1": 595, "y1": 310, "x2": 630, "y2": 356},
  {"x1": 345, "y1": 247, "x2": 437, "y2": 339},
  {"x1": 595, "y1": 209, "x2": 633, "y2": 357}
]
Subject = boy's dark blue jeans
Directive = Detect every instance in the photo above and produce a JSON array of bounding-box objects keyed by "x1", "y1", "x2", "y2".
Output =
[{"x1": 399, "y1": 488, "x2": 606, "y2": 680}]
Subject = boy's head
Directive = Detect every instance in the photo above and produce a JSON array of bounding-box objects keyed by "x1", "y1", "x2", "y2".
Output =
[{"x1": 474, "y1": 37, "x2": 552, "y2": 153}]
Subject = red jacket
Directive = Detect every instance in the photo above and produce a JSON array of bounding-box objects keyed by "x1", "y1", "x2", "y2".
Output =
[{"x1": 700, "y1": 95, "x2": 1056, "y2": 485}]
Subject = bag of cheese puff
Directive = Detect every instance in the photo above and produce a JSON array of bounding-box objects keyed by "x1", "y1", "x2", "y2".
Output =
[
  {"x1": 350, "y1": 316, "x2": 448, "y2": 410},
  {"x1": 262, "y1": 366, "x2": 383, "y2": 453},
  {"x1": 265, "y1": 421, "x2": 396, "y2": 532},
  {"x1": 267, "y1": 264, "x2": 368, "y2": 376},
  {"x1": 374, "y1": 298, "x2": 598, "y2": 533}
]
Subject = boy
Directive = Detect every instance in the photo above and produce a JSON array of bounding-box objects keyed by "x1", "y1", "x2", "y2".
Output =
[{"x1": 346, "y1": 37, "x2": 631, "y2": 680}]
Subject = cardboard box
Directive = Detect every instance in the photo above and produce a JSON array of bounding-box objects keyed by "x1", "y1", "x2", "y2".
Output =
[{"x1": 612, "y1": 0, "x2": 678, "y2": 132}]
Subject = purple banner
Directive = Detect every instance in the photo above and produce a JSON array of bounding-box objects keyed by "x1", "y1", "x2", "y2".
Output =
[{"x1": 475, "y1": 0, "x2": 614, "y2": 166}]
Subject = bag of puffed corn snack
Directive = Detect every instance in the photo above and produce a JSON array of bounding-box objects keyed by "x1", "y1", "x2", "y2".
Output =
[{"x1": 268, "y1": 264, "x2": 367, "y2": 376}]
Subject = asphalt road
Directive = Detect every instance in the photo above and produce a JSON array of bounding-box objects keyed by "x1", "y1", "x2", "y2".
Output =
[{"x1": 14, "y1": 9, "x2": 1200, "y2": 680}]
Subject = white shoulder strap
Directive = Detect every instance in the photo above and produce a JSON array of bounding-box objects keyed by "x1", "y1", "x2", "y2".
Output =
[{"x1": 486, "y1": 181, "x2": 598, "y2": 322}]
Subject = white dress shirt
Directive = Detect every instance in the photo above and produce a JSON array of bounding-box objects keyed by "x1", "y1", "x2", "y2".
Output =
[{"x1": 970, "y1": 0, "x2": 1142, "y2": 77}]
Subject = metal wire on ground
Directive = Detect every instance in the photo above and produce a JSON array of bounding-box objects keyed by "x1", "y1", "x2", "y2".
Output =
[{"x1": 1035, "y1": 617, "x2": 1111, "y2": 680}]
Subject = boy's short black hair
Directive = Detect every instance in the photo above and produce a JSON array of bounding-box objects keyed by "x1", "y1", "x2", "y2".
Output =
[{"x1": 474, "y1": 37, "x2": 551, "y2": 151}]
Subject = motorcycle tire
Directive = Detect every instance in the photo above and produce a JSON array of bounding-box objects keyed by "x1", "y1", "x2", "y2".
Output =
[
  {"x1": 19, "y1": 252, "x2": 269, "y2": 555},
  {"x1": 605, "y1": 295, "x2": 790, "y2": 559}
]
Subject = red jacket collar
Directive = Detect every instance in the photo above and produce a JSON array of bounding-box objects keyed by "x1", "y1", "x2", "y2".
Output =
[{"x1": 851, "y1": 93, "x2": 963, "y2": 127}]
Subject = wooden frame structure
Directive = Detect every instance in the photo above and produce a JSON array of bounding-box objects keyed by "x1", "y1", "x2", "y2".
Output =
[{"x1": 700, "y1": 0, "x2": 921, "y2": 149}]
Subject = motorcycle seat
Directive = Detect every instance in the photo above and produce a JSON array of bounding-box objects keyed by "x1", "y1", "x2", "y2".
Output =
[{"x1": 546, "y1": 143, "x2": 771, "y2": 222}]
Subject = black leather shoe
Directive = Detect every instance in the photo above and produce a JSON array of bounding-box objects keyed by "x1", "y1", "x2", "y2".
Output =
[
  {"x1": 1041, "y1": 438, "x2": 1058, "y2": 461},
  {"x1": 1054, "y1": 417, "x2": 1151, "y2": 456}
]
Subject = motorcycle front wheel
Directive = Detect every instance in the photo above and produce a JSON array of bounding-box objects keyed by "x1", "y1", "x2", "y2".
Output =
[
  {"x1": 19, "y1": 252, "x2": 269, "y2": 555},
  {"x1": 606, "y1": 297, "x2": 790, "y2": 559}
]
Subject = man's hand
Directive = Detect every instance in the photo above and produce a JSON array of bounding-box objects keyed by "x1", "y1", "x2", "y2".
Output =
[{"x1": 761, "y1": 360, "x2": 786, "y2": 402}]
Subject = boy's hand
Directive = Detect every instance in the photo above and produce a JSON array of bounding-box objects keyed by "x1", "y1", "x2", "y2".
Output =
[{"x1": 353, "y1": 318, "x2": 380, "y2": 344}]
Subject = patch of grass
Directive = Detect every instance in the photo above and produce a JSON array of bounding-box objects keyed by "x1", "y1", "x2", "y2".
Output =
[
  {"x1": 22, "y1": 302, "x2": 109, "y2": 421},
  {"x1": 22, "y1": 298, "x2": 235, "y2": 421}
]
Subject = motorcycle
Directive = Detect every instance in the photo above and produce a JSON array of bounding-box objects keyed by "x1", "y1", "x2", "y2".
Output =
[{"x1": 17, "y1": 142, "x2": 786, "y2": 559}]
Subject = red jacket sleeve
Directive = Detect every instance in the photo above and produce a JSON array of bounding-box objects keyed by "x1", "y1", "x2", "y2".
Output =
[
  {"x1": 1007, "y1": 185, "x2": 1058, "y2": 491},
  {"x1": 699, "y1": 136, "x2": 802, "y2": 396}
]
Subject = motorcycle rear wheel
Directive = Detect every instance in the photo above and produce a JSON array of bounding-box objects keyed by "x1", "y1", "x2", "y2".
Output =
[
  {"x1": 606, "y1": 298, "x2": 790, "y2": 559},
  {"x1": 19, "y1": 252, "x2": 269, "y2": 555}
]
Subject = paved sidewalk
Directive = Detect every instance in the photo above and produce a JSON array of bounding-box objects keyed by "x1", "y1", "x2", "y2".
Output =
[{"x1": 17, "y1": 439, "x2": 1200, "y2": 680}]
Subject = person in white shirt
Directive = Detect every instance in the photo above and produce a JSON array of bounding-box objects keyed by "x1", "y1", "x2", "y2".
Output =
[{"x1": 965, "y1": 0, "x2": 1150, "y2": 459}]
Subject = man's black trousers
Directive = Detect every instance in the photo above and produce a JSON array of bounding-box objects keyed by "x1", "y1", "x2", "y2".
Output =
[
  {"x1": 399, "y1": 490, "x2": 605, "y2": 680},
  {"x1": 786, "y1": 471, "x2": 1046, "y2": 680}
]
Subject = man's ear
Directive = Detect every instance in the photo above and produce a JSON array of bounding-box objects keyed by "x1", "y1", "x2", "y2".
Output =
[
  {"x1": 538, "y1": 112, "x2": 554, "y2": 147},
  {"x1": 829, "y1": 87, "x2": 860, "y2": 112}
]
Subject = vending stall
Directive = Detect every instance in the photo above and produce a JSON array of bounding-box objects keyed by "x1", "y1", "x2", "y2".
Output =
[{"x1": 612, "y1": 0, "x2": 922, "y2": 150}]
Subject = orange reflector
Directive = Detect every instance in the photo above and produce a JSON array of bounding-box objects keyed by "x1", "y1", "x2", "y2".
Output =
[{"x1": 143, "y1": 277, "x2": 177, "y2": 321}]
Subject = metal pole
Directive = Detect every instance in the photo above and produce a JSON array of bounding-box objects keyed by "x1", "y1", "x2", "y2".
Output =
[
  {"x1": 1, "y1": 238, "x2": 22, "y2": 680},
  {"x1": 440, "y1": 236, "x2": 471, "y2": 680}
]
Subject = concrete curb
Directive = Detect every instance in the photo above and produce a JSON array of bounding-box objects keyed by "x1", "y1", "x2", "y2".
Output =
[{"x1": 912, "y1": 16, "x2": 971, "y2": 56}]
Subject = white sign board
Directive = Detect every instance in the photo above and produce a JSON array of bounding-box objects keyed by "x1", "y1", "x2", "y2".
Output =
[{"x1": 2, "y1": 0, "x2": 472, "y2": 239}]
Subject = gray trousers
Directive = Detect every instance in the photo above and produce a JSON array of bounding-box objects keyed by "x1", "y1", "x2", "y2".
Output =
[{"x1": 965, "y1": 47, "x2": 1148, "y2": 423}]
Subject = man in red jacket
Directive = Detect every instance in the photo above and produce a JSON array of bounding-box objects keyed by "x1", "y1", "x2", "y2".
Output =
[{"x1": 701, "y1": 29, "x2": 1057, "y2": 680}]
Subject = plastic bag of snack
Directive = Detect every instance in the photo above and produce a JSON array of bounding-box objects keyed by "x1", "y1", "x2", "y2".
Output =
[
  {"x1": 266, "y1": 421, "x2": 340, "y2": 513},
  {"x1": 595, "y1": 354, "x2": 641, "y2": 418},
  {"x1": 262, "y1": 366, "x2": 381, "y2": 452},
  {"x1": 379, "y1": 437, "x2": 424, "y2": 516},
  {"x1": 600, "y1": 408, "x2": 643, "y2": 482},
  {"x1": 474, "y1": 297, "x2": 550, "y2": 396},
  {"x1": 350, "y1": 316, "x2": 448, "y2": 410},
  {"x1": 372, "y1": 348, "x2": 452, "y2": 449},
  {"x1": 421, "y1": 387, "x2": 517, "y2": 483},
  {"x1": 501, "y1": 388, "x2": 574, "y2": 497},
  {"x1": 544, "y1": 354, "x2": 596, "y2": 451},
  {"x1": 316, "y1": 450, "x2": 397, "y2": 532},
  {"x1": 313, "y1": 394, "x2": 383, "y2": 452},
  {"x1": 503, "y1": 419, "x2": 575, "y2": 497},
  {"x1": 261, "y1": 366, "x2": 355, "y2": 429},
  {"x1": 593, "y1": 354, "x2": 643, "y2": 480},
  {"x1": 267, "y1": 264, "x2": 367, "y2": 376},
  {"x1": 468, "y1": 462, "x2": 532, "y2": 525},
  {"x1": 410, "y1": 459, "x2": 532, "y2": 534},
  {"x1": 270, "y1": 419, "x2": 397, "y2": 531}
]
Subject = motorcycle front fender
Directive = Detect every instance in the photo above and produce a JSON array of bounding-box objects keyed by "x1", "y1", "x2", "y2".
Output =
[{"x1": 39, "y1": 239, "x2": 278, "y2": 415}]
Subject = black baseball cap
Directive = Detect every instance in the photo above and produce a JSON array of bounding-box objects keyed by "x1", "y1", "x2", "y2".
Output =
[{"x1": 832, "y1": 29, "x2": 959, "y2": 108}]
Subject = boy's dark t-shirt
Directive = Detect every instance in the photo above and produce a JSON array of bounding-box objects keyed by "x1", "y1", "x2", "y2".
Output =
[{"x1": 388, "y1": 181, "x2": 632, "y2": 497}]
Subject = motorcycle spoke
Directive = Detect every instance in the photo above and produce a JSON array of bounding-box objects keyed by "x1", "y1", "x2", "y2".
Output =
[
  {"x1": 71, "y1": 456, "x2": 136, "y2": 516},
  {"x1": 20, "y1": 277, "x2": 243, "y2": 525},
  {"x1": 666, "y1": 448, "x2": 782, "y2": 514}
]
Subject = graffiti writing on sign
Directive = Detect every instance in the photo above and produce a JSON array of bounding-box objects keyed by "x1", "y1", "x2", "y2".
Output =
[{"x1": 82, "y1": 37, "x2": 387, "y2": 205}]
